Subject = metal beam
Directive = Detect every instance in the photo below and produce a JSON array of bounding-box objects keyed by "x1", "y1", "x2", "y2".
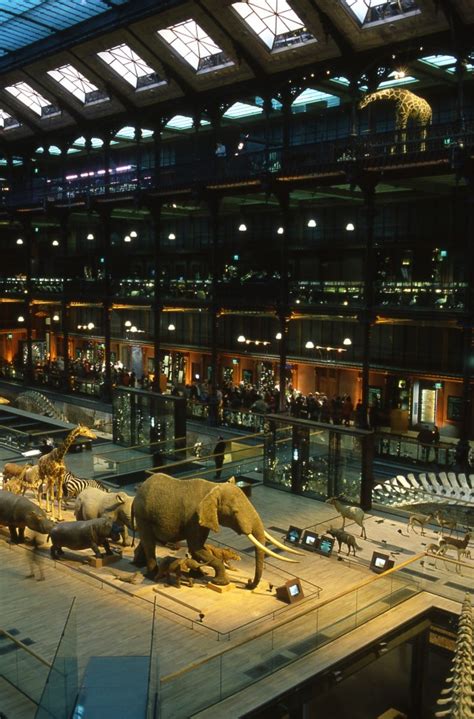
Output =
[{"x1": 307, "y1": 0, "x2": 354, "y2": 58}]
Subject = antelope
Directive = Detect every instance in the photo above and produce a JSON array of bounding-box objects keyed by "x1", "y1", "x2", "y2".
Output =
[
  {"x1": 407, "y1": 512, "x2": 433, "y2": 536},
  {"x1": 326, "y1": 496, "x2": 367, "y2": 539},
  {"x1": 437, "y1": 532, "x2": 471, "y2": 561},
  {"x1": 434, "y1": 510, "x2": 457, "y2": 535}
]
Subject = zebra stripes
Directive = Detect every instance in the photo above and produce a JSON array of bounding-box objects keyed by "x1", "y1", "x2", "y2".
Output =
[{"x1": 62, "y1": 473, "x2": 110, "y2": 499}]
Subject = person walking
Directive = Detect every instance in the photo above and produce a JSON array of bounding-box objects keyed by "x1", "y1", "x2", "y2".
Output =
[
  {"x1": 213, "y1": 436, "x2": 227, "y2": 480},
  {"x1": 25, "y1": 535, "x2": 45, "y2": 582}
]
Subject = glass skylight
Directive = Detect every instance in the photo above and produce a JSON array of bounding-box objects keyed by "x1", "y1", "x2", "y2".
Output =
[
  {"x1": 232, "y1": 1, "x2": 314, "y2": 51},
  {"x1": 343, "y1": 0, "x2": 419, "y2": 25},
  {"x1": 420, "y1": 55, "x2": 456, "y2": 68},
  {"x1": 0, "y1": 108, "x2": 19, "y2": 130},
  {"x1": 165, "y1": 115, "x2": 211, "y2": 131},
  {"x1": 98, "y1": 43, "x2": 162, "y2": 90},
  {"x1": 223, "y1": 102, "x2": 264, "y2": 119},
  {"x1": 114, "y1": 126, "x2": 154, "y2": 140},
  {"x1": 378, "y1": 71, "x2": 418, "y2": 88},
  {"x1": 331, "y1": 76, "x2": 351, "y2": 87},
  {"x1": 158, "y1": 19, "x2": 232, "y2": 72},
  {"x1": 5, "y1": 81, "x2": 59, "y2": 117},
  {"x1": 47, "y1": 64, "x2": 108, "y2": 105},
  {"x1": 292, "y1": 88, "x2": 340, "y2": 109}
]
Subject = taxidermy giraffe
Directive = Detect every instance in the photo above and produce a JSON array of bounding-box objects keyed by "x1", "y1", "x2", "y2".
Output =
[
  {"x1": 359, "y1": 88, "x2": 432, "y2": 153},
  {"x1": 38, "y1": 425, "x2": 96, "y2": 519}
]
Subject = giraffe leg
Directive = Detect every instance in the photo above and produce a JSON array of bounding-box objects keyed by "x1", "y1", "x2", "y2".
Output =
[{"x1": 57, "y1": 477, "x2": 62, "y2": 521}]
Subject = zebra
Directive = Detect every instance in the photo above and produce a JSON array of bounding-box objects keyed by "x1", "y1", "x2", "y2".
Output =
[{"x1": 62, "y1": 472, "x2": 110, "y2": 500}]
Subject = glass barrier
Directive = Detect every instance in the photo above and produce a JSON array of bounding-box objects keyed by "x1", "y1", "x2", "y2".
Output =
[
  {"x1": 158, "y1": 555, "x2": 423, "y2": 718},
  {"x1": 0, "y1": 629, "x2": 51, "y2": 706},
  {"x1": 36, "y1": 598, "x2": 78, "y2": 719}
]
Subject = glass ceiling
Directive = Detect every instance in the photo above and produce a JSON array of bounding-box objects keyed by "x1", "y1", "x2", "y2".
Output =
[
  {"x1": 98, "y1": 43, "x2": 162, "y2": 90},
  {"x1": 158, "y1": 19, "x2": 232, "y2": 72},
  {"x1": 0, "y1": 0, "x2": 130, "y2": 58},
  {"x1": 232, "y1": 1, "x2": 314, "y2": 52},
  {"x1": 48, "y1": 64, "x2": 107, "y2": 105},
  {"x1": 342, "y1": 0, "x2": 419, "y2": 25},
  {"x1": 6, "y1": 81, "x2": 58, "y2": 117}
]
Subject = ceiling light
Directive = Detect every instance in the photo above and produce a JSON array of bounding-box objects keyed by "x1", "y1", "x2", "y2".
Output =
[
  {"x1": 168, "y1": 233, "x2": 176, "y2": 240},
  {"x1": 168, "y1": 323, "x2": 176, "y2": 331},
  {"x1": 87, "y1": 233, "x2": 94, "y2": 240},
  {"x1": 237, "y1": 335, "x2": 246, "y2": 342},
  {"x1": 345, "y1": 223, "x2": 355, "y2": 231},
  {"x1": 275, "y1": 332, "x2": 282, "y2": 340},
  {"x1": 130, "y1": 325, "x2": 138, "y2": 333},
  {"x1": 124, "y1": 320, "x2": 132, "y2": 328},
  {"x1": 16, "y1": 238, "x2": 23, "y2": 245},
  {"x1": 277, "y1": 227, "x2": 284, "y2": 235},
  {"x1": 238, "y1": 223, "x2": 247, "y2": 232},
  {"x1": 17, "y1": 315, "x2": 25, "y2": 322},
  {"x1": 130, "y1": 230, "x2": 138, "y2": 238},
  {"x1": 307, "y1": 219, "x2": 317, "y2": 228},
  {"x1": 124, "y1": 235, "x2": 131, "y2": 243},
  {"x1": 305, "y1": 340, "x2": 314, "y2": 349},
  {"x1": 77, "y1": 324, "x2": 82, "y2": 330},
  {"x1": 87, "y1": 322, "x2": 95, "y2": 330},
  {"x1": 343, "y1": 337, "x2": 352, "y2": 346},
  {"x1": 52, "y1": 314, "x2": 60, "y2": 322},
  {"x1": 52, "y1": 239, "x2": 59, "y2": 246}
]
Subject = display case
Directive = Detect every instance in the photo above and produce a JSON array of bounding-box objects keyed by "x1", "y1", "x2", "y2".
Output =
[
  {"x1": 263, "y1": 414, "x2": 373, "y2": 507},
  {"x1": 112, "y1": 387, "x2": 186, "y2": 453}
]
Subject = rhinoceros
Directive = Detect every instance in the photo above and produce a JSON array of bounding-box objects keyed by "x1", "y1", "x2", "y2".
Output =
[
  {"x1": 49, "y1": 515, "x2": 114, "y2": 559},
  {"x1": 0, "y1": 490, "x2": 54, "y2": 543}
]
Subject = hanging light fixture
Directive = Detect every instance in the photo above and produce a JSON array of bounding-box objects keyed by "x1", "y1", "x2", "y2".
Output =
[
  {"x1": 124, "y1": 235, "x2": 132, "y2": 243},
  {"x1": 130, "y1": 325, "x2": 138, "y2": 333},
  {"x1": 124, "y1": 320, "x2": 132, "y2": 328},
  {"x1": 307, "y1": 218, "x2": 317, "y2": 228},
  {"x1": 345, "y1": 222, "x2": 355, "y2": 232},
  {"x1": 305, "y1": 340, "x2": 315, "y2": 349},
  {"x1": 17, "y1": 315, "x2": 25, "y2": 322},
  {"x1": 277, "y1": 226, "x2": 284, "y2": 235},
  {"x1": 52, "y1": 314, "x2": 60, "y2": 322},
  {"x1": 16, "y1": 238, "x2": 24, "y2": 245},
  {"x1": 168, "y1": 323, "x2": 176, "y2": 331},
  {"x1": 52, "y1": 239, "x2": 59, "y2": 247},
  {"x1": 87, "y1": 322, "x2": 95, "y2": 330},
  {"x1": 343, "y1": 337, "x2": 352, "y2": 346},
  {"x1": 87, "y1": 233, "x2": 94, "y2": 241},
  {"x1": 275, "y1": 332, "x2": 282, "y2": 340},
  {"x1": 237, "y1": 335, "x2": 246, "y2": 342},
  {"x1": 130, "y1": 230, "x2": 138, "y2": 238},
  {"x1": 168, "y1": 233, "x2": 176, "y2": 241},
  {"x1": 238, "y1": 222, "x2": 247, "y2": 232}
]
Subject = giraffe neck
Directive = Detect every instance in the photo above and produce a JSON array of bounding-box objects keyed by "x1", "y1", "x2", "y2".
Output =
[{"x1": 52, "y1": 428, "x2": 81, "y2": 462}]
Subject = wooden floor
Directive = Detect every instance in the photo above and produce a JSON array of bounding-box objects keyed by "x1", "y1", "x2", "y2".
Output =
[{"x1": 1, "y1": 483, "x2": 471, "y2": 718}]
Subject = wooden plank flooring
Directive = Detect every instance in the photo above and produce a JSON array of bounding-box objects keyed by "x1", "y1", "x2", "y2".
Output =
[{"x1": 1, "y1": 483, "x2": 472, "y2": 718}]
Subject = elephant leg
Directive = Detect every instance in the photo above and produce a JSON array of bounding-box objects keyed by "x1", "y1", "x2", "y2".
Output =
[
  {"x1": 132, "y1": 541, "x2": 147, "y2": 567},
  {"x1": 120, "y1": 527, "x2": 131, "y2": 547},
  {"x1": 103, "y1": 539, "x2": 113, "y2": 556},
  {"x1": 138, "y1": 527, "x2": 158, "y2": 577},
  {"x1": 191, "y1": 547, "x2": 229, "y2": 585},
  {"x1": 9, "y1": 525, "x2": 19, "y2": 543}
]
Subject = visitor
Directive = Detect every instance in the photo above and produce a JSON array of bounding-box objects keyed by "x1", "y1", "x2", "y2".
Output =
[{"x1": 213, "y1": 436, "x2": 227, "y2": 480}]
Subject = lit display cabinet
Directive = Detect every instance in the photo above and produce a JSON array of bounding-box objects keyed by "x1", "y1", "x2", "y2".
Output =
[
  {"x1": 263, "y1": 414, "x2": 373, "y2": 508},
  {"x1": 112, "y1": 387, "x2": 186, "y2": 452}
]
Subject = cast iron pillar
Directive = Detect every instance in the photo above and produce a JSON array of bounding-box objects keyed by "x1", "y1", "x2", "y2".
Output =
[
  {"x1": 99, "y1": 208, "x2": 112, "y2": 402},
  {"x1": 22, "y1": 218, "x2": 34, "y2": 384},
  {"x1": 135, "y1": 124, "x2": 142, "y2": 191},
  {"x1": 61, "y1": 300, "x2": 70, "y2": 390},
  {"x1": 208, "y1": 195, "x2": 221, "y2": 425},
  {"x1": 276, "y1": 190, "x2": 291, "y2": 412},
  {"x1": 149, "y1": 201, "x2": 163, "y2": 393}
]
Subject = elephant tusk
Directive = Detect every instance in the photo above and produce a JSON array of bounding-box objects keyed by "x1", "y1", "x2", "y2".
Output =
[
  {"x1": 264, "y1": 529, "x2": 305, "y2": 555},
  {"x1": 247, "y1": 533, "x2": 299, "y2": 563}
]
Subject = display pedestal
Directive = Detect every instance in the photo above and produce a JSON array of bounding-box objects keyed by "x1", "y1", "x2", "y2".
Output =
[
  {"x1": 88, "y1": 552, "x2": 122, "y2": 568},
  {"x1": 207, "y1": 581, "x2": 235, "y2": 594}
]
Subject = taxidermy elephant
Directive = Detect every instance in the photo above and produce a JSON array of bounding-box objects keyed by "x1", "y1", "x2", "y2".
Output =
[
  {"x1": 0, "y1": 490, "x2": 54, "y2": 543},
  {"x1": 132, "y1": 473, "x2": 302, "y2": 588},
  {"x1": 50, "y1": 515, "x2": 114, "y2": 559},
  {"x1": 74, "y1": 488, "x2": 133, "y2": 545}
]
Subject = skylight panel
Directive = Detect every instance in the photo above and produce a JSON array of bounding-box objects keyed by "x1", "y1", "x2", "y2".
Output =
[
  {"x1": 224, "y1": 102, "x2": 264, "y2": 119},
  {"x1": 0, "y1": 108, "x2": 19, "y2": 130},
  {"x1": 292, "y1": 88, "x2": 340, "y2": 109},
  {"x1": 98, "y1": 43, "x2": 162, "y2": 90},
  {"x1": 165, "y1": 115, "x2": 211, "y2": 130},
  {"x1": 343, "y1": 0, "x2": 419, "y2": 25},
  {"x1": 47, "y1": 64, "x2": 108, "y2": 105},
  {"x1": 232, "y1": 1, "x2": 314, "y2": 51},
  {"x1": 331, "y1": 76, "x2": 351, "y2": 87},
  {"x1": 158, "y1": 19, "x2": 232, "y2": 72},
  {"x1": 378, "y1": 72, "x2": 418, "y2": 88},
  {"x1": 420, "y1": 55, "x2": 456, "y2": 68},
  {"x1": 5, "y1": 82, "x2": 59, "y2": 118}
]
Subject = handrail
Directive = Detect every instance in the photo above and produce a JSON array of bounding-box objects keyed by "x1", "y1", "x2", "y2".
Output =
[
  {"x1": 144, "y1": 441, "x2": 265, "y2": 476},
  {"x1": 0, "y1": 628, "x2": 52, "y2": 668},
  {"x1": 161, "y1": 551, "x2": 426, "y2": 683}
]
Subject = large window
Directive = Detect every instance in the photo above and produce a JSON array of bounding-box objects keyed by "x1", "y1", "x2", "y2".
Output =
[
  {"x1": 98, "y1": 43, "x2": 163, "y2": 90},
  {"x1": 158, "y1": 19, "x2": 232, "y2": 72},
  {"x1": 5, "y1": 82, "x2": 59, "y2": 117},
  {"x1": 233, "y1": 0, "x2": 314, "y2": 51}
]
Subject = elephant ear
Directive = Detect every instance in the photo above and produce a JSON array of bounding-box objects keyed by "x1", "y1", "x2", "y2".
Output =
[{"x1": 198, "y1": 486, "x2": 220, "y2": 533}]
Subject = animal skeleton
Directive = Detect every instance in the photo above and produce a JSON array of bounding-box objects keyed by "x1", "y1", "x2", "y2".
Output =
[{"x1": 436, "y1": 594, "x2": 474, "y2": 718}]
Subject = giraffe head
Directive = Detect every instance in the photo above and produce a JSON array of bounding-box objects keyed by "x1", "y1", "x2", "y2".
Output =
[
  {"x1": 358, "y1": 92, "x2": 377, "y2": 110},
  {"x1": 76, "y1": 424, "x2": 97, "y2": 440}
]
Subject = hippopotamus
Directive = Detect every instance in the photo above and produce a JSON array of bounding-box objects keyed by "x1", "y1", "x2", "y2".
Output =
[
  {"x1": 50, "y1": 515, "x2": 114, "y2": 559},
  {"x1": 0, "y1": 490, "x2": 55, "y2": 543}
]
